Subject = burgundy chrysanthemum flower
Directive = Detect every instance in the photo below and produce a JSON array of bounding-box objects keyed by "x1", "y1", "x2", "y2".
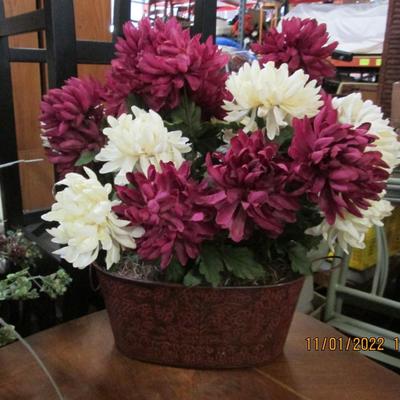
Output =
[
  {"x1": 40, "y1": 77, "x2": 105, "y2": 177},
  {"x1": 252, "y1": 17, "x2": 338, "y2": 82},
  {"x1": 204, "y1": 131, "x2": 300, "y2": 242},
  {"x1": 104, "y1": 18, "x2": 229, "y2": 118},
  {"x1": 288, "y1": 96, "x2": 389, "y2": 225},
  {"x1": 113, "y1": 162, "x2": 217, "y2": 268}
]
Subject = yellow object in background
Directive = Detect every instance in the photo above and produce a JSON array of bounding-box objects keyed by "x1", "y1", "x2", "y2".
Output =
[
  {"x1": 359, "y1": 58, "x2": 370, "y2": 66},
  {"x1": 349, "y1": 207, "x2": 400, "y2": 270}
]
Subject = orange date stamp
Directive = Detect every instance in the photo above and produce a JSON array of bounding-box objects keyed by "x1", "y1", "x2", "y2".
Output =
[{"x1": 305, "y1": 337, "x2": 400, "y2": 352}]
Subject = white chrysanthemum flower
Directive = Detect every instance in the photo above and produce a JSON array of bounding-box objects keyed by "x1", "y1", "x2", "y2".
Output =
[
  {"x1": 96, "y1": 106, "x2": 191, "y2": 185},
  {"x1": 42, "y1": 167, "x2": 144, "y2": 269},
  {"x1": 223, "y1": 61, "x2": 323, "y2": 139},
  {"x1": 333, "y1": 93, "x2": 400, "y2": 172},
  {"x1": 306, "y1": 198, "x2": 393, "y2": 253}
]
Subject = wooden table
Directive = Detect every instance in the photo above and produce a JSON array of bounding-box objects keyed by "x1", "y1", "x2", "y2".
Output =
[{"x1": 0, "y1": 311, "x2": 399, "y2": 400}]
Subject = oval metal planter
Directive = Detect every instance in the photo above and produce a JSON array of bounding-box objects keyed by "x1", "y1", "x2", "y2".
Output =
[{"x1": 95, "y1": 264, "x2": 304, "y2": 369}]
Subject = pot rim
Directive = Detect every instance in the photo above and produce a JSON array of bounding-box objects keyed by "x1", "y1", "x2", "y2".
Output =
[{"x1": 93, "y1": 262, "x2": 304, "y2": 290}]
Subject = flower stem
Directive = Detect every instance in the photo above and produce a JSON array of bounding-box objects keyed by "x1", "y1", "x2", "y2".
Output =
[
  {"x1": 0, "y1": 318, "x2": 64, "y2": 400},
  {"x1": 182, "y1": 88, "x2": 195, "y2": 139},
  {"x1": 28, "y1": 275, "x2": 43, "y2": 286}
]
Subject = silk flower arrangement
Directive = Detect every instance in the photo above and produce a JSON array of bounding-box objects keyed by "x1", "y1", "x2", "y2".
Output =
[{"x1": 40, "y1": 18, "x2": 399, "y2": 287}]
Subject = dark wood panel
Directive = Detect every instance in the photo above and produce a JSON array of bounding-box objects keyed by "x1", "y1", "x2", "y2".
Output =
[
  {"x1": 0, "y1": 9, "x2": 44, "y2": 37},
  {"x1": 8, "y1": 47, "x2": 46, "y2": 62},
  {"x1": 378, "y1": 0, "x2": 400, "y2": 117},
  {"x1": 0, "y1": 0, "x2": 23, "y2": 225},
  {"x1": 2, "y1": 0, "x2": 113, "y2": 212},
  {"x1": 76, "y1": 41, "x2": 114, "y2": 64},
  {"x1": 2, "y1": 0, "x2": 51, "y2": 213}
]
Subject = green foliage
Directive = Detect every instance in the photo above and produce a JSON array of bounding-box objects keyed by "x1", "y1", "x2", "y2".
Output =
[
  {"x1": 0, "y1": 269, "x2": 38, "y2": 301},
  {"x1": 285, "y1": 202, "x2": 322, "y2": 243},
  {"x1": 165, "y1": 93, "x2": 228, "y2": 155},
  {"x1": 167, "y1": 94, "x2": 202, "y2": 139},
  {"x1": 198, "y1": 243, "x2": 224, "y2": 287},
  {"x1": 126, "y1": 93, "x2": 146, "y2": 110},
  {"x1": 0, "y1": 323, "x2": 16, "y2": 347},
  {"x1": 0, "y1": 231, "x2": 71, "y2": 302},
  {"x1": 161, "y1": 206, "x2": 322, "y2": 287},
  {"x1": 288, "y1": 242, "x2": 313, "y2": 275},
  {"x1": 0, "y1": 268, "x2": 71, "y2": 301},
  {"x1": 0, "y1": 229, "x2": 42, "y2": 270},
  {"x1": 192, "y1": 122, "x2": 224, "y2": 154},
  {"x1": 165, "y1": 259, "x2": 186, "y2": 283},
  {"x1": 40, "y1": 269, "x2": 72, "y2": 299},
  {"x1": 0, "y1": 238, "x2": 71, "y2": 348},
  {"x1": 74, "y1": 150, "x2": 96, "y2": 167},
  {"x1": 222, "y1": 246, "x2": 265, "y2": 281},
  {"x1": 179, "y1": 243, "x2": 266, "y2": 288},
  {"x1": 183, "y1": 271, "x2": 202, "y2": 287},
  {"x1": 274, "y1": 126, "x2": 293, "y2": 151}
]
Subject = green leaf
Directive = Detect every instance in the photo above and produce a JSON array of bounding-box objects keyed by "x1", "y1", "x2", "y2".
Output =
[
  {"x1": 0, "y1": 323, "x2": 17, "y2": 347},
  {"x1": 40, "y1": 269, "x2": 72, "y2": 299},
  {"x1": 288, "y1": 243, "x2": 312, "y2": 275},
  {"x1": 199, "y1": 244, "x2": 224, "y2": 287},
  {"x1": 165, "y1": 259, "x2": 185, "y2": 283},
  {"x1": 74, "y1": 151, "x2": 96, "y2": 166},
  {"x1": 194, "y1": 122, "x2": 224, "y2": 154},
  {"x1": 183, "y1": 271, "x2": 202, "y2": 287},
  {"x1": 126, "y1": 93, "x2": 146, "y2": 110},
  {"x1": 274, "y1": 126, "x2": 294, "y2": 153},
  {"x1": 168, "y1": 93, "x2": 202, "y2": 139},
  {"x1": 222, "y1": 247, "x2": 265, "y2": 281}
]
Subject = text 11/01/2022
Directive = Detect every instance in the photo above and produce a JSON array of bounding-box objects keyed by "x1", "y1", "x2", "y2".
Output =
[{"x1": 305, "y1": 337, "x2": 400, "y2": 352}]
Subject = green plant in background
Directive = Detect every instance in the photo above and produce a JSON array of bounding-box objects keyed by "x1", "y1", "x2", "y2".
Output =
[
  {"x1": 0, "y1": 268, "x2": 71, "y2": 302},
  {"x1": 0, "y1": 322, "x2": 16, "y2": 347},
  {"x1": 0, "y1": 229, "x2": 71, "y2": 346},
  {"x1": 0, "y1": 229, "x2": 42, "y2": 269}
]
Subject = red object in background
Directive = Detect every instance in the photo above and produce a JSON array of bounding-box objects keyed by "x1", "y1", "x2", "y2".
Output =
[
  {"x1": 231, "y1": 14, "x2": 254, "y2": 36},
  {"x1": 289, "y1": 0, "x2": 323, "y2": 4}
]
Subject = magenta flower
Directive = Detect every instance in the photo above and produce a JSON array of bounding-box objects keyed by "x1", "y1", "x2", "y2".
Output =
[
  {"x1": 40, "y1": 77, "x2": 105, "y2": 177},
  {"x1": 252, "y1": 17, "x2": 338, "y2": 82},
  {"x1": 289, "y1": 95, "x2": 389, "y2": 224},
  {"x1": 204, "y1": 131, "x2": 299, "y2": 242},
  {"x1": 113, "y1": 162, "x2": 217, "y2": 269},
  {"x1": 104, "y1": 18, "x2": 229, "y2": 118}
]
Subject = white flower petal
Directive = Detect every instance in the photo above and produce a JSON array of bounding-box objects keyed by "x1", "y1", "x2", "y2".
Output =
[
  {"x1": 223, "y1": 61, "x2": 323, "y2": 138},
  {"x1": 95, "y1": 108, "x2": 192, "y2": 182},
  {"x1": 306, "y1": 198, "x2": 393, "y2": 253},
  {"x1": 42, "y1": 168, "x2": 143, "y2": 269},
  {"x1": 333, "y1": 93, "x2": 400, "y2": 172}
]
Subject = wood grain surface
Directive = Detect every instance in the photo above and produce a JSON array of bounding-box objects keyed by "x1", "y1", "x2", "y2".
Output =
[
  {"x1": 0, "y1": 311, "x2": 399, "y2": 400},
  {"x1": 74, "y1": 0, "x2": 112, "y2": 82}
]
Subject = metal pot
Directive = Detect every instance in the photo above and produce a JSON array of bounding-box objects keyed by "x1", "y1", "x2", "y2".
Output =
[{"x1": 95, "y1": 264, "x2": 304, "y2": 369}]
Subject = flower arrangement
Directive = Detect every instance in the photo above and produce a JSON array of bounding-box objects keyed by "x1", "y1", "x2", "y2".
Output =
[{"x1": 40, "y1": 17, "x2": 400, "y2": 288}]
